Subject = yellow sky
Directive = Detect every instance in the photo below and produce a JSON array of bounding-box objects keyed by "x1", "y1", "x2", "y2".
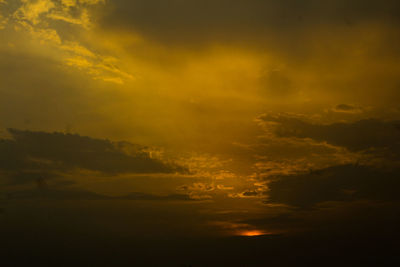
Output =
[{"x1": 1, "y1": 0, "x2": 399, "y2": 145}]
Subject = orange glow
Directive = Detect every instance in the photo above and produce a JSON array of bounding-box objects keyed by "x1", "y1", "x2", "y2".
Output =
[{"x1": 239, "y1": 230, "x2": 267, "y2": 237}]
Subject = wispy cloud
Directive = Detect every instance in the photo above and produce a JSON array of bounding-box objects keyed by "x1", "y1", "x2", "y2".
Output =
[{"x1": 5, "y1": 0, "x2": 132, "y2": 84}]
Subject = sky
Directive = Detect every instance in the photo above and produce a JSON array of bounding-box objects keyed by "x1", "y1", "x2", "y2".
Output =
[{"x1": 1, "y1": 0, "x2": 400, "y2": 266}]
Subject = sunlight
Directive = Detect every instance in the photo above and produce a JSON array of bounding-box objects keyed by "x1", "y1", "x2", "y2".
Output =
[{"x1": 239, "y1": 230, "x2": 268, "y2": 237}]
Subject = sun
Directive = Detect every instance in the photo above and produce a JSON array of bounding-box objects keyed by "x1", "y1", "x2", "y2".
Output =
[{"x1": 239, "y1": 230, "x2": 268, "y2": 237}]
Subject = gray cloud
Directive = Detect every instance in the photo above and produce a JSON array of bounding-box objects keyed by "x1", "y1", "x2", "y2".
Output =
[
  {"x1": 333, "y1": 104, "x2": 361, "y2": 113},
  {"x1": 259, "y1": 114, "x2": 400, "y2": 153},
  {"x1": 239, "y1": 163, "x2": 400, "y2": 237},
  {"x1": 9, "y1": 128, "x2": 182, "y2": 173},
  {"x1": 102, "y1": 0, "x2": 400, "y2": 44},
  {"x1": 3, "y1": 188, "x2": 195, "y2": 201},
  {"x1": 266, "y1": 164, "x2": 400, "y2": 208},
  {"x1": 0, "y1": 129, "x2": 185, "y2": 185}
]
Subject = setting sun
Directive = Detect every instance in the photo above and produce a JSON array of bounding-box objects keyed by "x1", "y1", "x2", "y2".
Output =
[{"x1": 239, "y1": 230, "x2": 268, "y2": 237}]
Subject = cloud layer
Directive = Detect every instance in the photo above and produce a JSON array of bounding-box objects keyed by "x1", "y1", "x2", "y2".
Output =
[{"x1": 0, "y1": 129, "x2": 184, "y2": 186}]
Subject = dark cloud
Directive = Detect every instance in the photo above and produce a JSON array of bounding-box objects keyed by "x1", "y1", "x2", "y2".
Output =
[
  {"x1": 259, "y1": 115, "x2": 400, "y2": 152},
  {"x1": 0, "y1": 138, "x2": 36, "y2": 172},
  {"x1": 241, "y1": 199, "x2": 400, "y2": 257},
  {"x1": 241, "y1": 164, "x2": 400, "y2": 239},
  {"x1": 3, "y1": 171, "x2": 58, "y2": 186},
  {"x1": 102, "y1": 0, "x2": 400, "y2": 44},
  {"x1": 4, "y1": 188, "x2": 195, "y2": 201},
  {"x1": 116, "y1": 192, "x2": 195, "y2": 201},
  {"x1": 9, "y1": 128, "x2": 182, "y2": 173},
  {"x1": 331, "y1": 104, "x2": 363, "y2": 114},
  {"x1": 242, "y1": 190, "x2": 259, "y2": 197},
  {"x1": 266, "y1": 164, "x2": 400, "y2": 208},
  {"x1": 335, "y1": 104, "x2": 357, "y2": 112},
  {"x1": 0, "y1": 129, "x2": 185, "y2": 185},
  {"x1": 4, "y1": 188, "x2": 110, "y2": 201}
]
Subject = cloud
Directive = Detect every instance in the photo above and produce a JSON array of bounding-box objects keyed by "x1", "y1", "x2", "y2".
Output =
[
  {"x1": 222, "y1": 113, "x2": 364, "y2": 182},
  {"x1": 3, "y1": 188, "x2": 195, "y2": 201},
  {"x1": 0, "y1": 129, "x2": 184, "y2": 185},
  {"x1": 1, "y1": 171, "x2": 60, "y2": 186},
  {"x1": 115, "y1": 192, "x2": 195, "y2": 201},
  {"x1": 228, "y1": 190, "x2": 264, "y2": 199},
  {"x1": 13, "y1": 0, "x2": 56, "y2": 25},
  {"x1": 176, "y1": 182, "x2": 217, "y2": 200},
  {"x1": 237, "y1": 163, "x2": 400, "y2": 236},
  {"x1": 258, "y1": 114, "x2": 400, "y2": 153},
  {"x1": 266, "y1": 164, "x2": 400, "y2": 208},
  {"x1": 92, "y1": 0, "x2": 400, "y2": 110},
  {"x1": 240, "y1": 199, "x2": 400, "y2": 240},
  {"x1": 101, "y1": 0, "x2": 400, "y2": 44},
  {"x1": 4, "y1": 187, "x2": 108, "y2": 200},
  {"x1": 332, "y1": 104, "x2": 363, "y2": 114},
  {"x1": 4, "y1": 0, "x2": 133, "y2": 84},
  {"x1": 12, "y1": 0, "x2": 101, "y2": 28},
  {"x1": 0, "y1": 14, "x2": 6, "y2": 29}
]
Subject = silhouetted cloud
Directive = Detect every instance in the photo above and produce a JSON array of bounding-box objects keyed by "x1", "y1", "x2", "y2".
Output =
[
  {"x1": 10, "y1": 128, "x2": 182, "y2": 173},
  {"x1": 5, "y1": 188, "x2": 109, "y2": 200},
  {"x1": 116, "y1": 192, "x2": 195, "y2": 201},
  {"x1": 2, "y1": 171, "x2": 59, "y2": 186},
  {"x1": 0, "y1": 129, "x2": 185, "y2": 185},
  {"x1": 4, "y1": 188, "x2": 195, "y2": 201},
  {"x1": 266, "y1": 164, "x2": 400, "y2": 208},
  {"x1": 332, "y1": 104, "x2": 362, "y2": 114},
  {"x1": 259, "y1": 115, "x2": 400, "y2": 153}
]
